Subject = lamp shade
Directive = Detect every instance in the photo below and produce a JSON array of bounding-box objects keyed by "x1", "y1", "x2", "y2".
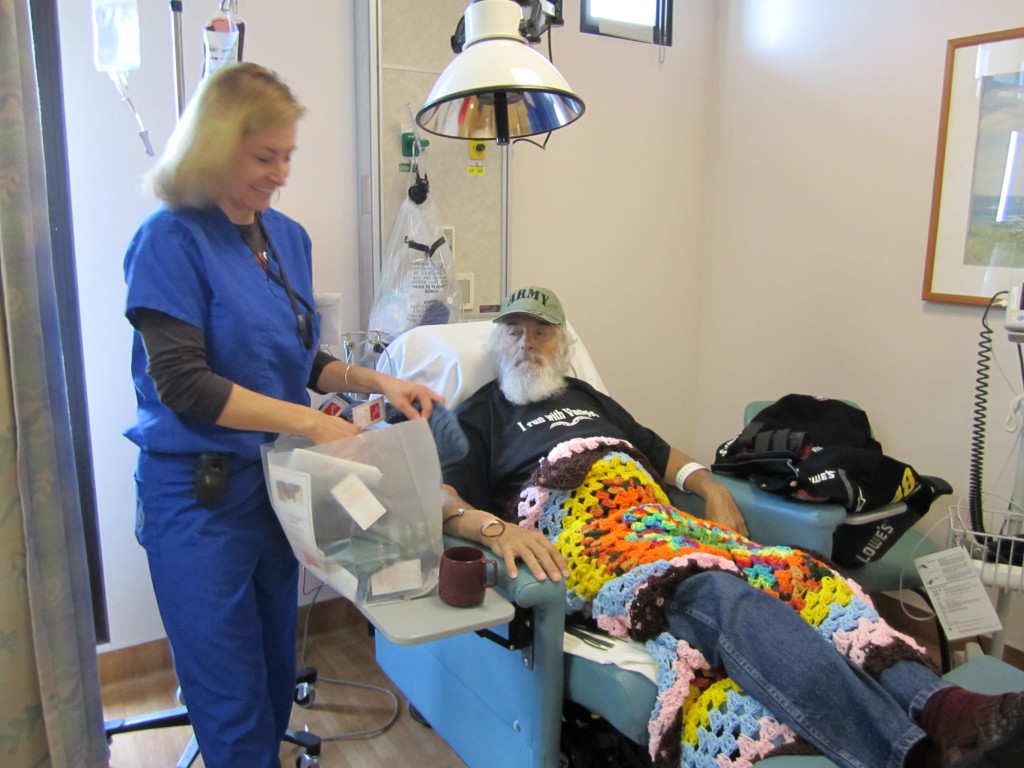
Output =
[{"x1": 416, "y1": 0, "x2": 584, "y2": 144}]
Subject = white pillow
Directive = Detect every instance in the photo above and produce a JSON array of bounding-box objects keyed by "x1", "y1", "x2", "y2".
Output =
[{"x1": 376, "y1": 320, "x2": 607, "y2": 408}]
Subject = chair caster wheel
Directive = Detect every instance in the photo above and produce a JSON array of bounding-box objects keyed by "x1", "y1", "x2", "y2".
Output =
[
  {"x1": 295, "y1": 754, "x2": 319, "y2": 768},
  {"x1": 294, "y1": 666, "x2": 317, "y2": 707},
  {"x1": 294, "y1": 681, "x2": 316, "y2": 708}
]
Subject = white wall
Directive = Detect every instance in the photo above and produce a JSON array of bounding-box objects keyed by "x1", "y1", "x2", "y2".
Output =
[
  {"x1": 58, "y1": 1, "x2": 358, "y2": 651},
  {"x1": 510, "y1": 0, "x2": 718, "y2": 445},
  {"x1": 695, "y1": 0, "x2": 1024, "y2": 645}
]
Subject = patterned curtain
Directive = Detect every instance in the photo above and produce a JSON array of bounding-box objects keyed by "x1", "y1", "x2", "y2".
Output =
[{"x1": 0, "y1": 2, "x2": 108, "y2": 766}]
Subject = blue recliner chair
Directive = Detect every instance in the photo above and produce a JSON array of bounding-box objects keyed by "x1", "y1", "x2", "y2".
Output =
[{"x1": 372, "y1": 323, "x2": 1024, "y2": 768}]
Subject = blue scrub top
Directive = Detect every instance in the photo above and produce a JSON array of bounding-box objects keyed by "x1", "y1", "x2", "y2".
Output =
[{"x1": 124, "y1": 205, "x2": 320, "y2": 461}]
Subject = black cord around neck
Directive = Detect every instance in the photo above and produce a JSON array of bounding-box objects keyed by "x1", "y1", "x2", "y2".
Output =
[{"x1": 254, "y1": 212, "x2": 313, "y2": 349}]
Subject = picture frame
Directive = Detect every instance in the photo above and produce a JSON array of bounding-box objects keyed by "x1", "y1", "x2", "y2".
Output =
[{"x1": 923, "y1": 27, "x2": 1024, "y2": 306}]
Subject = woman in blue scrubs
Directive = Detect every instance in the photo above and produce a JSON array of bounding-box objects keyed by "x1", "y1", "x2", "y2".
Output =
[{"x1": 123, "y1": 63, "x2": 440, "y2": 767}]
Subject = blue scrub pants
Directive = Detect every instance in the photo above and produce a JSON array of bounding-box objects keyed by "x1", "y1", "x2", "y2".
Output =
[
  {"x1": 664, "y1": 571, "x2": 947, "y2": 768},
  {"x1": 136, "y1": 451, "x2": 299, "y2": 768}
]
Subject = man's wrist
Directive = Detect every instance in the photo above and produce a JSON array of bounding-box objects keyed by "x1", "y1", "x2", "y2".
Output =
[
  {"x1": 442, "y1": 506, "x2": 470, "y2": 525},
  {"x1": 480, "y1": 518, "x2": 506, "y2": 538},
  {"x1": 674, "y1": 462, "x2": 709, "y2": 493}
]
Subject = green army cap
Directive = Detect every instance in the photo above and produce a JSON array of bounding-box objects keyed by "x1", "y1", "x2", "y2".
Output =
[{"x1": 493, "y1": 285, "x2": 566, "y2": 326}]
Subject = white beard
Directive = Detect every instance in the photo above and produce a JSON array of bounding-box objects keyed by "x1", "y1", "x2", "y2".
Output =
[{"x1": 498, "y1": 349, "x2": 568, "y2": 405}]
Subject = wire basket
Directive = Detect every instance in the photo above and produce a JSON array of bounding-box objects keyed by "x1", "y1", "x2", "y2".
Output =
[{"x1": 948, "y1": 500, "x2": 1024, "y2": 592}]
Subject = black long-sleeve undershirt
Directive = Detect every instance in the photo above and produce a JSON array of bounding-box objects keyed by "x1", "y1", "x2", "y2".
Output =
[{"x1": 134, "y1": 308, "x2": 333, "y2": 422}]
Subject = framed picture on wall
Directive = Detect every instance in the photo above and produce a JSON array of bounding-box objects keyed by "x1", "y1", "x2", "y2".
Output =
[{"x1": 923, "y1": 27, "x2": 1024, "y2": 306}]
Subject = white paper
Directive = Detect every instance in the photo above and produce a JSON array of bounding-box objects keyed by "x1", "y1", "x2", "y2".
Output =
[
  {"x1": 370, "y1": 558, "x2": 424, "y2": 596},
  {"x1": 331, "y1": 473, "x2": 387, "y2": 530},
  {"x1": 562, "y1": 632, "x2": 658, "y2": 683},
  {"x1": 288, "y1": 447, "x2": 383, "y2": 488},
  {"x1": 915, "y1": 547, "x2": 1003, "y2": 640},
  {"x1": 266, "y1": 465, "x2": 323, "y2": 568}
]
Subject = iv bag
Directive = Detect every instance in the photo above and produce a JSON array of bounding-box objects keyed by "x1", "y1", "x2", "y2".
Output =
[
  {"x1": 91, "y1": 0, "x2": 141, "y2": 73},
  {"x1": 203, "y1": 1, "x2": 246, "y2": 78},
  {"x1": 92, "y1": 0, "x2": 152, "y2": 156}
]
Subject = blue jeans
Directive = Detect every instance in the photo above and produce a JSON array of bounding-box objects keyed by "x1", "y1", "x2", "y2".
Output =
[
  {"x1": 664, "y1": 571, "x2": 947, "y2": 768},
  {"x1": 137, "y1": 452, "x2": 299, "y2": 768}
]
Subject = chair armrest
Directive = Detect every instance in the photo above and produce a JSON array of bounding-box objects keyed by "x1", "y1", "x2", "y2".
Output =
[
  {"x1": 668, "y1": 475, "x2": 847, "y2": 556},
  {"x1": 443, "y1": 534, "x2": 566, "y2": 609}
]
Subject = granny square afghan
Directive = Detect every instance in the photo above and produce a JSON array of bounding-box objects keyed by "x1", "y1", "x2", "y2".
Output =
[{"x1": 516, "y1": 437, "x2": 930, "y2": 768}]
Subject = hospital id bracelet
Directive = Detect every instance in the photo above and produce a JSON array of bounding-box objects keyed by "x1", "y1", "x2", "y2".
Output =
[{"x1": 675, "y1": 462, "x2": 708, "y2": 493}]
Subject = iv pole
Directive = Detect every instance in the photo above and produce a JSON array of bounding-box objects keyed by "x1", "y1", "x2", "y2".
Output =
[{"x1": 170, "y1": 1, "x2": 186, "y2": 118}]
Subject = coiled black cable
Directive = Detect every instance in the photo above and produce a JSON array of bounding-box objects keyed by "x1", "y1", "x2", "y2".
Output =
[{"x1": 968, "y1": 293, "x2": 1005, "y2": 532}]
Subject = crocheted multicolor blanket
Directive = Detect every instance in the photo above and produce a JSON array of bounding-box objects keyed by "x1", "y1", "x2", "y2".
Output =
[{"x1": 516, "y1": 437, "x2": 929, "y2": 768}]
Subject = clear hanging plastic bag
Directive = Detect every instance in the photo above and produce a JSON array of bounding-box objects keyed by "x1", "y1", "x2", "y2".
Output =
[
  {"x1": 203, "y1": 0, "x2": 246, "y2": 78},
  {"x1": 92, "y1": 0, "x2": 141, "y2": 73},
  {"x1": 369, "y1": 195, "x2": 463, "y2": 345},
  {"x1": 91, "y1": 0, "x2": 153, "y2": 155}
]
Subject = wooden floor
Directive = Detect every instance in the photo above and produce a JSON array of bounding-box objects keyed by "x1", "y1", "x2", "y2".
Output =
[
  {"x1": 100, "y1": 592, "x2": 1023, "y2": 768},
  {"x1": 100, "y1": 597, "x2": 466, "y2": 768}
]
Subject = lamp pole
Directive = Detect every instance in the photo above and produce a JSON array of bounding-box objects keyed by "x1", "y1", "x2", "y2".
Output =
[{"x1": 170, "y1": 1, "x2": 185, "y2": 119}]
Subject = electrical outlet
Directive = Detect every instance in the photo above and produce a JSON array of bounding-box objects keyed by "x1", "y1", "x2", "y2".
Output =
[{"x1": 457, "y1": 272, "x2": 475, "y2": 312}]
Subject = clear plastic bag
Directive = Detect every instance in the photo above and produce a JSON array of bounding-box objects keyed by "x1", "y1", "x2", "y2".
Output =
[
  {"x1": 369, "y1": 195, "x2": 462, "y2": 345},
  {"x1": 261, "y1": 419, "x2": 443, "y2": 605},
  {"x1": 202, "y1": 0, "x2": 246, "y2": 78},
  {"x1": 91, "y1": 0, "x2": 141, "y2": 73}
]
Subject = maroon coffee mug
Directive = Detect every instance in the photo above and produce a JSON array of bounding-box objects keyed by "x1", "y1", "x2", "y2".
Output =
[{"x1": 439, "y1": 546, "x2": 498, "y2": 608}]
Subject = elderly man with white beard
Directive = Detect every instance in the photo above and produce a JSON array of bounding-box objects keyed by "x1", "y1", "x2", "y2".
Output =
[
  {"x1": 439, "y1": 284, "x2": 744, "y2": 581},
  {"x1": 437, "y1": 285, "x2": 1024, "y2": 768},
  {"x1": 440, "y1": 284, "x2": 745, "y2": 581}
]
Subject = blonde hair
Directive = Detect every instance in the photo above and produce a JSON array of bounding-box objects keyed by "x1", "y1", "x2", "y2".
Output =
[{"x1": 146, "y1": 63, "x2": 306, "y2": 209}]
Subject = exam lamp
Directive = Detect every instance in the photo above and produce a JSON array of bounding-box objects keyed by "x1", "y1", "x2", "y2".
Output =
[{"x1": 415, "y1": 0, "x2": 585, "y2": 145}]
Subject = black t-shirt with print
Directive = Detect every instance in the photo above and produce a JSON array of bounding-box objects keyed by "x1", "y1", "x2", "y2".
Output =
[{"x1": 442, "y1": 377, "x2": 671, "y2": 520}]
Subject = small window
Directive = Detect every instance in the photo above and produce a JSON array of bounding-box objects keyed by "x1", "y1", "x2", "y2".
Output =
[{"x1": 580, "y1": 0, "x2": 672, "y2": 46}]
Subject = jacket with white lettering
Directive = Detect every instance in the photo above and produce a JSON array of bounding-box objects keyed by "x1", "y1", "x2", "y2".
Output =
[{"x1": 711, "y1": 394, "x2": 929, "y2": 515}]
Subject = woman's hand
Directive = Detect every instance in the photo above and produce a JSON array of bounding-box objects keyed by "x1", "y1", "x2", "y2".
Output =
[
  {"x1": 486, "y1": 524, "x2": 570, "y2": 582},
  {"x1": 315, "y1": 361, "x2": 442, "y2": 422},
  {"x1": 378, "y1": 375, "x2": 444, "y2": 421},
  {"x1": 305, "y1": 409, "x2": 362, "y2": 444}
]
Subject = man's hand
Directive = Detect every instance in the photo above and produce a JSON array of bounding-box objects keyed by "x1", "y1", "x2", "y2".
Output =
[
  {"x1": 700, "y1": 483, "x2": 748, "y2": 537},
  {"x1": 439, "y1": 485, "x2": 569, "y2": 582},
  {"x1": 487, "y1": 524, "x2": 570, "y2": 582},
  {"x1": 675, "y1": 458, "x2": 749, "y2": 537}
]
